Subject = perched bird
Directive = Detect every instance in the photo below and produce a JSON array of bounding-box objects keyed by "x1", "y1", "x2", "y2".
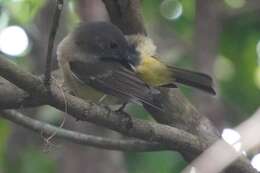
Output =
[{"x1": 57, "y1": 22, "x2": 215, "y2": 111}]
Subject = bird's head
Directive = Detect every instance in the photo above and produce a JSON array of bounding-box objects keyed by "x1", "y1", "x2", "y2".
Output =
[{"x1": 72, "y1": 22, "x2": 140, "y2": 71}]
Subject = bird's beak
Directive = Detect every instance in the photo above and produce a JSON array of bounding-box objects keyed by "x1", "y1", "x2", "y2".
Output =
[
  {"x1": 122, "y1": 47, "x2": 139, "y2": 72},
  {"x1": 128, "y1": 63, "x2": 136, "y2": 72},
  {"x1": 99, "y1": 47, "x2": 139, "y2": 72}
]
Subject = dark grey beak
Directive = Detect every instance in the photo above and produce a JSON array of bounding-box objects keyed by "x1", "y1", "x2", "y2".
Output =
[
  {"x1": 99, "y1": 46, "x2": 139, "y2": 72},
  {"x1": 122, "y1": 47, "x2": 140, "y2": 72}
]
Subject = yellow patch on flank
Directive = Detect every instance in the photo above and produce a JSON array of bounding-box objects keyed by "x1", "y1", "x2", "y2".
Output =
[
  {"x1": 136, "y1": 55, "x2": 172, "y2": 86},
  {"x1": 126, "y1": 34, "x2": 172, "y2": 86}
]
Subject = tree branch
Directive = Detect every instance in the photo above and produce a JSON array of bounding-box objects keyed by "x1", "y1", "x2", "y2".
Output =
[
  {"x1": 44, "y1": 0, "x2": 63, "y2": 87},
  {"x1": 0, "y1": 110, "x2": 166, "y2": 152},
  {"x1": 0, "y1": 77, "x2": 41, "y2": 109},
  {"x1": 102, "y1": 0, "x2": 146, "y2": 35},
  {"x1": 0, "y1": 70, "x2": 62, "y2": 109}
]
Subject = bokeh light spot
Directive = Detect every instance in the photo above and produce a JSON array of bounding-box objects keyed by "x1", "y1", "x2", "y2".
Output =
[
  {"x1": 222, "y1": 128, "x2": 243, "y2": 152},
  {"x1": 160, "y1": 0, "x2": 183, "y2": 20},
  {"x1": 233, "y1": 142, "x2": 242, "y2": 152},
  {"x1": 11, "y1": 0, "x2": 23, "y2": 2},
  {"x1": 251, "y1": 153, "x2": 260, "y2": 171},
  {"x1": 222, "y1": 128, "x2": 240, "y2": 145},
  {"x1": 214, "y1": 56, "x2": 235, "y2": 81},
  {"x1": 225, "y1": 0, "x2": 246, "y2": 9},
  {"x1": 254, "y1": 67, "x2": 260, "y2": 89},
  {"x1": 190, "y1": 167, "x2": 197, "y2": 173},
  {"x1": 0, "y1": 26, "x2": 29, "y2": 56}
]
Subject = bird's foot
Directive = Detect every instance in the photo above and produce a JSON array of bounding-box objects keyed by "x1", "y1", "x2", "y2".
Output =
[{"x1": 115, "y1": 103, "x2": 133, "y2": 130}]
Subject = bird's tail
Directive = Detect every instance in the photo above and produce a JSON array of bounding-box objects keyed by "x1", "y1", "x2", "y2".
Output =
[{"x1": 167, "y1": 66, "x2": 216, "y2": 95}]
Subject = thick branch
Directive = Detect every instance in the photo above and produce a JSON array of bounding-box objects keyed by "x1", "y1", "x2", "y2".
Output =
[
  {"x1": 102, "y1": 0, "x2": 146, "y2": 35},
  {"x1": 0, "y1": 110, "x2": 165, "y2": 152},
  {"x1": 0, "y1": 70, "x2": 63, "y2": 109},
  {"x1": 0, "y1": 77, "x2": 42, "y2": 109}
]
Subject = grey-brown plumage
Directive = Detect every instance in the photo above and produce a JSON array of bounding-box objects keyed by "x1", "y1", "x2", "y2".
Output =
[
  {"x1": 69, "y1": 60, "x2": 160, "y2": 109},
  {"x1": 57, "y1": 22, "x2": 161, "y2": 109}
]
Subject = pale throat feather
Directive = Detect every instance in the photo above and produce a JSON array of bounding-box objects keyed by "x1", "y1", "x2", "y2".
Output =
[{"x1": 126, "y1": 34, "x2": 157, "y2": 57}]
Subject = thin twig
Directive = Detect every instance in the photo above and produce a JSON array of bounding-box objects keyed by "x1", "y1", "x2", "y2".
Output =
[
  {"x1": 44, "y1": 0, "x2": 64, "y2": 88},
  {"x1": 0, "y1": 110, "x2": 165, "y2": 152},
  {"x1": 43, "y1": 77, "x2": 67, "y2": 143}
]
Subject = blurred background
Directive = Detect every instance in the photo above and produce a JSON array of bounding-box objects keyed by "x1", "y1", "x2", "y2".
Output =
[{"x1": 0, "y1": 0, "x2": 260, "y2": 172}]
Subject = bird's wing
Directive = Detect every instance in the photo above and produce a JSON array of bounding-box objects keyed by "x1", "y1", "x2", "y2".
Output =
[{"x1": 69, "y1": 60, "x2": 162, "y2": 110}]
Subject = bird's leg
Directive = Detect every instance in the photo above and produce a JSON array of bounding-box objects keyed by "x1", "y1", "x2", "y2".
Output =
[
  {"x1": 98, "y1": 95, "x2": 107, "y2": 103},
  {"x1": 115, "y1": 102, "x2": 133, "y2": 129},
  {"x1": 116, "y1": 102, "x2": 127, "y2": 112}
]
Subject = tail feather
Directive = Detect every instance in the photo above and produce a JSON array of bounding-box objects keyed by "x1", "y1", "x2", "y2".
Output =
[{"x1": 167, "y1": 66, "x2": 216, "y2": 95}]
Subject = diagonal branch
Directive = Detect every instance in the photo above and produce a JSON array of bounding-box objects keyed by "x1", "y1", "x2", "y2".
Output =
[
  {"x1": 0, "y1": 110, "x2": 165, "y2": 152},
  {"x1": 102, "y1": 0, "x2": 146, "y2": 35},
  {"x1": 0, "y1": 77, "x2": 42, "y2": 109}
]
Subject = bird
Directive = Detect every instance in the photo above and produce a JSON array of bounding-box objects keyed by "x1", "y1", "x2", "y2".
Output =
[{"x1": 57, "y1": 22, "x2": 215, "y2": 111}]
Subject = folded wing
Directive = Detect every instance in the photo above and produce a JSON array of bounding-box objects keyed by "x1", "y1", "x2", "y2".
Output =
[{"x1": 69, "y1": 61, "x2": 162, "y2": 110}]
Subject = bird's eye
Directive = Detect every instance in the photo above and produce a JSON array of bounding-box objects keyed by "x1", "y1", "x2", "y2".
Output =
[{"x1": 109, "y1": 42, "x2": 118, "y2": 49}]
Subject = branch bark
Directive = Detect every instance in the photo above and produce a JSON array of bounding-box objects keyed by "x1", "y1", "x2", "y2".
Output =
[
  {"x1": 102, "y1": 0, "x2": 146, "y2": 35},
  {"x1": 1, "y1": 110, "x2": 165, "y2": 152},
  {"x1": 44, "y1": 0, "x2": 63, "y2": 87},
  {"x1": 0, "y1": 77, "x2": 42, "y2": 109}
]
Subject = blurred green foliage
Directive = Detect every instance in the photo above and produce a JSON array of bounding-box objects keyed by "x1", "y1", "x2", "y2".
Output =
[
  {"x1": 19, "y1": 149, "x2": 56, "y2": 173},
  {"x1": 220, "y1": 13, "x2": 260, "y2": 121},
  {"x1": 142, "y1": 0, "x2": 195, "y2": 40},
  {"x1": 5, "y1": 147, "x2": 57, "y2": 173},
  {"x1": 0, "y1": 0, "x2": 259, "y2": 173},
  {"x1": 127, "y1": 152, "x2": 186, "y2": 173},
  {"x1": 1, "y1": 0, "x2": 44, "y2": 25},
  {"x1": 0, "y1": 119, "x2": 10, "y2": 168}
]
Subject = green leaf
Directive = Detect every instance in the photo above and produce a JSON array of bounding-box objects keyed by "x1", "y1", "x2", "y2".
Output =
[{"x1": 0, "y1": 119, "x2": 10, "y2": 168}]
